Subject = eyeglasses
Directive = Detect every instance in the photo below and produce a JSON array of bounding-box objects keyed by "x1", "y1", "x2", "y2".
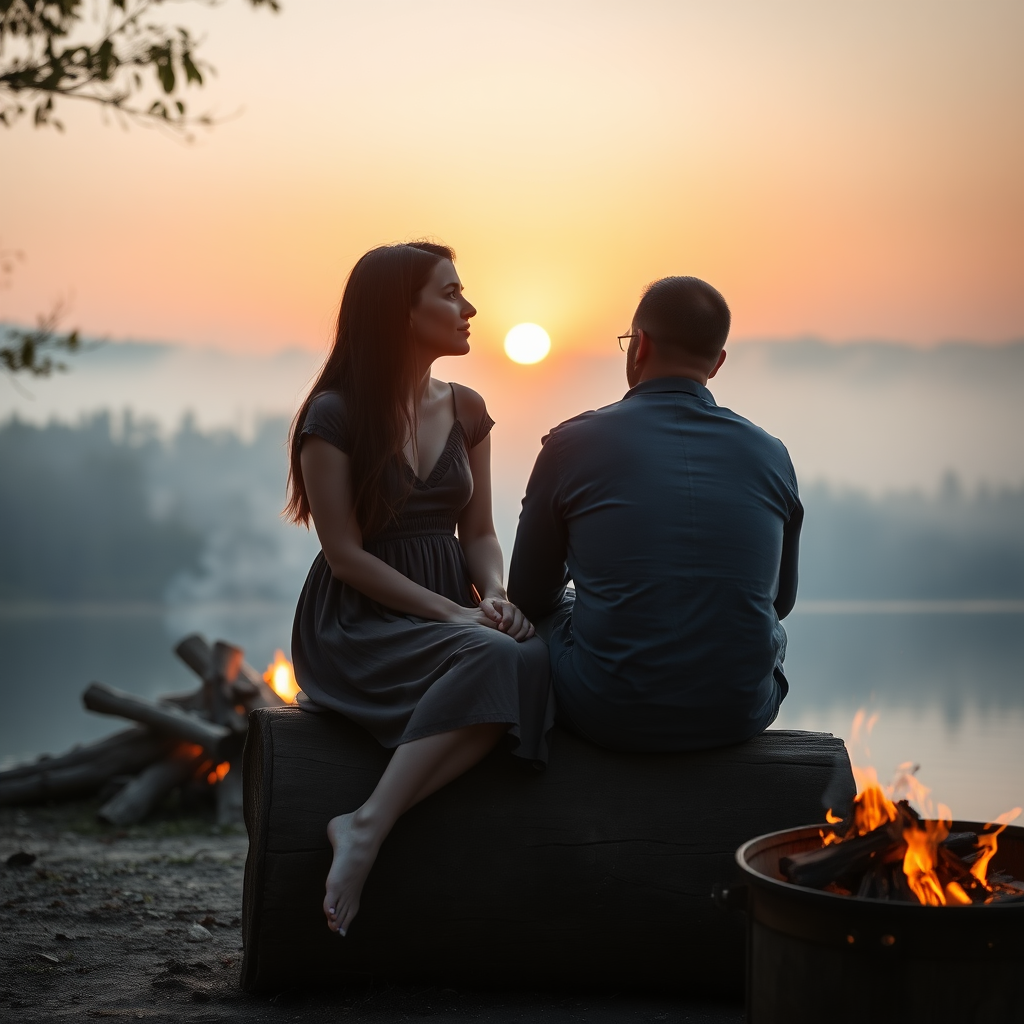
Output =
[{"x1": 617, "y1": 331, "x2": 636, "y2": 352}]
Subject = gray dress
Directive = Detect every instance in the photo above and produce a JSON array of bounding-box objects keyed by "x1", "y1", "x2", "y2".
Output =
[{"x1": 291, "y1": 383, "x2": 555, "y2": 765}]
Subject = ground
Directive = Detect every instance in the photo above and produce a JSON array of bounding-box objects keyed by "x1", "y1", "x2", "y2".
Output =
[{"x1": 0, "y1": 799, "x2": 744, "y2": 1024}]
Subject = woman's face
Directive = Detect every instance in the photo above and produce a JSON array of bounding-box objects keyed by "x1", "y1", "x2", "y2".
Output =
[{"x1": 409, "y1": 259, "x2": 477, "y2": 363}]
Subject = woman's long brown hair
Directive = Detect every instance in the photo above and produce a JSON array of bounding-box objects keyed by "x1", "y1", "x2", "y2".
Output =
[{"x1": 284, "y1": 241, "x2": 454, "y2": 536}]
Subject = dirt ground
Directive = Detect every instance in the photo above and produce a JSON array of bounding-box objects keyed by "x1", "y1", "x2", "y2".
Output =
[{"x1": 0, "y1": 799, "x2": 744, "y2": 1024}]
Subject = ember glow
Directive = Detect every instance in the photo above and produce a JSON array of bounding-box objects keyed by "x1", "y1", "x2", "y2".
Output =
[
  {"x1": 815, "y1": 709, "x2": 1023, "y2": 905},
  {"x1": 206, "y1": 761, "x2": 230, "y2": 786},
  {"x1": 264, "y1": 650, "x2": 299, "y2": 703}
]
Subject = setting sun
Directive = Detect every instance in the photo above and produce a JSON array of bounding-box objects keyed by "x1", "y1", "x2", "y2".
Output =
[{"x1": 504, "y1": 324, "x2": 551, "y2": 365}]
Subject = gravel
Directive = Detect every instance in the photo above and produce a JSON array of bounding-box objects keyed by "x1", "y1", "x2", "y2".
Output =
[{"x1": 0, "y1": 799, "x2": 743, "y2": 1023}]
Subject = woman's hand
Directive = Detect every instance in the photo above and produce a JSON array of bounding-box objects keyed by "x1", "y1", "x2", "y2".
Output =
[
  {"x1": 478, "y1": 597, "x2": 536, "y2": 642},
  {"x1": 443, "y1": 604, "x2": 504, "y2": 630}
]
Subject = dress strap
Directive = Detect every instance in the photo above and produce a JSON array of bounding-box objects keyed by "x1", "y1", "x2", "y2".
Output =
[
  {"x1": 449, "y1": 382, "x2": 495, "y2": 448},
  {"x1": 448, "y1": 381, "x2": 459, "y2": 424}
]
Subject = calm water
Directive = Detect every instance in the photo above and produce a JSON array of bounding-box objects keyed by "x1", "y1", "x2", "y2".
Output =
[{"x1": 2, "y1": 605, "x2": 1021, "y2": 823}]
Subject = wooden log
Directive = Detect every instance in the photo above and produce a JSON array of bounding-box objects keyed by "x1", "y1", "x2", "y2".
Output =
[
  {"x1": 206, "y1": 640, "x2": 245, "y2": 728},
  {"x1": 174, "y1": 632, "x2": 218, "y2": 681},
  {"x1": 174, "y1": 633, "x2": 285, "y2": 711},
  {"x1": 98, "y1": 743, "x2": 206, "y2": 826},
  {"x1": 160, "y1": 689, "x2": 206, "y2": 713},
  {"x1": 82, "y1": 682, "x2": 233, "y2": 757},
  {"x1": 941, "y1": 831, "x2": 979, "y2": 856},
  {"x1": 780, "y1": 826, "x2": 897, "y2": 889},
  {"x1": 216, "y1": 763, "x2": 244, "y2": 826},
  {"x1": 241, "y1": 708, "x2": 856, "y2": 995},
  {"x1": 0, "y1": 727, "x2": 173, "y2": 805}
]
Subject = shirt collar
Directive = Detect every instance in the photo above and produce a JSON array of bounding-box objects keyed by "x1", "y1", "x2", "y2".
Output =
[{"x1": 623, "y1": 376, "x2": 717, "y2": 406}]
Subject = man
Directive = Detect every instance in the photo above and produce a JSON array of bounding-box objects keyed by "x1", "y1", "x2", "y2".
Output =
[{"x1": 507, "y1": 276, "x2": 803, "y2": 752}]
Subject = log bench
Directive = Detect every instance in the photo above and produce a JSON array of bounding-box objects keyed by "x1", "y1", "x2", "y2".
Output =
[{"x1": 241, "y1": 705, "x2": 855, "y2": 995}]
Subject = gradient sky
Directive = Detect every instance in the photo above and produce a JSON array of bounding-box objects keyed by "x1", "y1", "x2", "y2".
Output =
[{"x1": 2, "y1": 0, "x2": 1022, "y2": 356}]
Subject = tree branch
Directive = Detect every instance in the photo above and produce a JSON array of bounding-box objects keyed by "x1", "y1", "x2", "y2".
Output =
[{"x1": 1, "y1": 0, "x2": 278, "y2": 136}]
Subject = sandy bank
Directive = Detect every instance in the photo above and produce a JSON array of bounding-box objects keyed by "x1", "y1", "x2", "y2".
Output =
[{"x1": 0, "y1": 800, "x2": 741, "y2": 1023}]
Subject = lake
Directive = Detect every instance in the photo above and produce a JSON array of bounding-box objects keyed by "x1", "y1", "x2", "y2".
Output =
[{"x1": 2, "y1": 604, "x2": 1021, "y2": 824}]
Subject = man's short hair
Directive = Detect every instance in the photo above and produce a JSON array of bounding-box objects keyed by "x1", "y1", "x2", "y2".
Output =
[{"x1": 633, "y1": 276, "x2": 731, "y2": 363}]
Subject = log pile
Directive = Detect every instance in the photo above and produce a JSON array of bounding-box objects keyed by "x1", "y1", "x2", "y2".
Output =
[
  {"x1": 780, "y1": 799, "x2": 1024, "y2": 904},
  {"x1": 0, "y1": 634, "x2": 287, "y2": 826}
]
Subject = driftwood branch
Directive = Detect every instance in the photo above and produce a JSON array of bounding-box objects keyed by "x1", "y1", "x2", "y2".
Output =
[
  {"x1": 216, "y1": 762, "x2": 244, "y2": 826},
  {"x1": 174, "y1": 633, "x2": 286, "y2": 710},
  {"x1": 160, "y1": 689, "x2": 205, "y2": 713},
  {"x1": 83, "y1": 681, "x2": 233, "y2": 757},
  {"x1": 0, "y1": 726, "x2": 173, "y2": 805},
  {"x1": 98, "y1": 742, "x2": 206, "y2": 826}
]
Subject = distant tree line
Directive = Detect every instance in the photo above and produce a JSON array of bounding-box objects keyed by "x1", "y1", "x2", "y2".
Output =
[
  {"x1": 798, "y1": 479, "x2": 1024, "y2": 600},
  {"x1": 1, "y1": 414, "x2": 1023, "y2": 604},
  {"x1": 0, "y1": 413, "x2": 200, "y2": 601}
]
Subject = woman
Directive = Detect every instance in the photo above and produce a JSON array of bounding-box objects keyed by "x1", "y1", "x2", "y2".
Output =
[{"x1": 286, "y1": 241, "x2": 553, "y2": 937}]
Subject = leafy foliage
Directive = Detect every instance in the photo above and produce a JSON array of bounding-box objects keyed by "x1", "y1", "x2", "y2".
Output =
[
  {"x1": 0, "y1": 0, "x2": 278, "y2": 134},
  {"x1": 1, "y1": 2, "x2": 279, "y2": 379},
  {"x1": 1, "y1": 304, "x2": 82, "y2": 377},
  {"x1": 1, "y1": 245, "x2": 86, "y2": 382}
]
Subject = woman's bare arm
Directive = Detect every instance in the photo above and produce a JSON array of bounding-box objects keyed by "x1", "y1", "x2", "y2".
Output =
[
  {"x1": 459, "y1": 435, "x2": 534, "y2": 640},
  {"x1": 458, "y1": 435, "x2": 504, "y2": 599},
  {"x1": 301, "y1": 436, "x2": 496, "y2": 627}
]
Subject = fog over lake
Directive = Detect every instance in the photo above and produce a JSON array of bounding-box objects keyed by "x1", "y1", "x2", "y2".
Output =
[{"x1": 2, "y1": 338, "x2": 1022, "y2": 820}]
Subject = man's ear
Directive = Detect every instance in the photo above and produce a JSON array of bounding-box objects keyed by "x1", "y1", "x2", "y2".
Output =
[
  {"x1": 635, "y1": 329, "x2": 654, "y2": 365},
  {"x1": 707, "y1": 348, "x2": 727, "y2": 380}
]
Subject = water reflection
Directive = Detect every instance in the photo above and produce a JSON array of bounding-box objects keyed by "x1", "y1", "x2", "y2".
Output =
[{"x1": 776, "y1": 609, "x2": 1024, "y2": 821}]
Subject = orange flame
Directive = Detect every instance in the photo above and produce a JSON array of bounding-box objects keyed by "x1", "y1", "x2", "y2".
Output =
[
  {"x1": 847, "y1": 766, "x2": 899, "y2": 837},
  {"x1": 206, "y1": 761, "x2": 230, "y2": 785},
  {"x1": 820, "y1": 710, "x2": 1021, "y2": 906},
  {"x1": 263, "y1": 649, "x2": 299, "y2": 703},
  {"x1": 902, "y1": 808, "x2": 951, "y2": 906},
  {"x1": 970, "y1": 807, "x2": 1022, "y2": 887},
  {"x1": 829, "y1": 710, "x2": 900, "y2": 838}
]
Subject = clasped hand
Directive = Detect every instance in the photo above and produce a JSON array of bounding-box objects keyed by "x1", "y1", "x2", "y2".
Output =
[{"x1": 448, "y1": 597, "x2": 535, "y2": 641}]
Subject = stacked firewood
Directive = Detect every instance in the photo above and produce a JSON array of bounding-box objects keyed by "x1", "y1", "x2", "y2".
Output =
[
  {"x1": 0, "y1": 635, "x2": 287, "y2": 826},
  {"x1": 781, "y1": 800, "x2": 1024, "y2": 905}
]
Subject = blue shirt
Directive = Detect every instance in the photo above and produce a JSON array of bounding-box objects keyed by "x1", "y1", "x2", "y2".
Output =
[{"x1": 507, "y1": 376, "x2": 803, "y2": 752}]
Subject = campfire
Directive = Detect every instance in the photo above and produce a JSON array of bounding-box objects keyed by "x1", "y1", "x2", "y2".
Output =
[
  {"x1": 780, "y1": 711, "x2": 1024, "y2": 905},
  {"x1": 0, "y1": 635, "x2": 297, "y2": 826}
]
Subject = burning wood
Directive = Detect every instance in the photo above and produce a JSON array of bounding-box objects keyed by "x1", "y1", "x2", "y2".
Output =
[
  {"x1": 781, "y1": 731, "x2": 1024, "y2": 905},
  {"x1": 0, "y1": 634, "x2": 297, "y2": 826},
  {"x1": 0, "y1": 726, "x2": 174, "y2": 805},
  {"x1": 98, "y1": 742, "x2": 208, "y2": 826}
]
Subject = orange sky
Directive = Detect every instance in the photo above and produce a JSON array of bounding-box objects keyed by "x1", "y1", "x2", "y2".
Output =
[{"x1": 2, "y1": 0, "x2": 1022, "y2": 356}]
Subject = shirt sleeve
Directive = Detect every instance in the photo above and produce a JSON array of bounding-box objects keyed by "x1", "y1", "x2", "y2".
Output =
[
  {"x1": 774, "y1": 497, "x2": 803, "y2": 619},
  {"x1": 300, "y1": 391, "x2": 351, "y2": 453},
  {"x1": 451, "y1": 383, "x2": 495, "y2": 448},
  {"x1": 508, "y1": 428, "x2": 570, "y2": 620}
]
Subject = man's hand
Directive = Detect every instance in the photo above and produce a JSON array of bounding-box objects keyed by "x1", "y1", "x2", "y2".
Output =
[{"x1": 478, "y1": 597, "x2": 536, "y2": 642}]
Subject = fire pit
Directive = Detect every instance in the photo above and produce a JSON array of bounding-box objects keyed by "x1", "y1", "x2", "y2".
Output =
[{"x1": 732, "y1": 820, "x2": 1024, "y2": 1022}]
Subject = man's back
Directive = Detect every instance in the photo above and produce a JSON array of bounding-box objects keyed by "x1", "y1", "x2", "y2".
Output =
[{"x1": 508, "y1": 376, "x2": 802, "y2": 752}]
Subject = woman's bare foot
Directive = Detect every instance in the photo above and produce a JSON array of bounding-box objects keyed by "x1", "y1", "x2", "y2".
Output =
[{"x1": 324, "y1": 811, "x2": 379, "y2": 935}]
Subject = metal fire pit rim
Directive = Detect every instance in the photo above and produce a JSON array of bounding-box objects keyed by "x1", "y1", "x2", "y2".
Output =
[
  {"x1": 732, "y1": 820, "x2": 1024, "y2": 960},
  {"x1": 736, "y1": 819, "x2": 1024, "y2": 914}
]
